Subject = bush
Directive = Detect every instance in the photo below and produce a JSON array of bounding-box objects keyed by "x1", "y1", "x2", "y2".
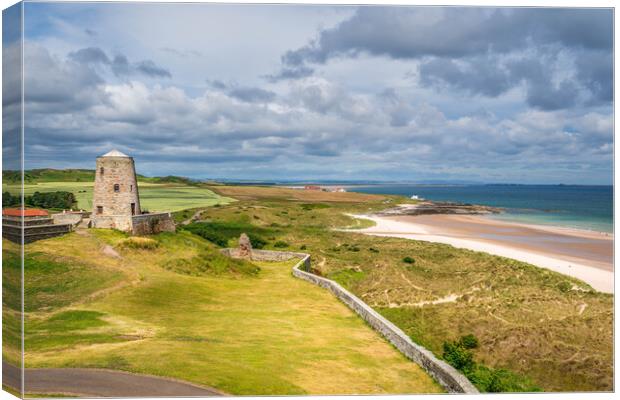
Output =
[
  {"x1": 442, "y1": 334, "x2": 541, "y2": 392},
  {"x1": 23, "y1": 191, "x2": 77, "y2": 209},
  {"x1": 3, "y1": 191, "x2": 20, "y2": 207},
  {"x1": 273, "y1": 240, "x2": 289, "y2": 248},
  {"x1": 369, "y1": 247, "x2": 379, "y2": 253},
  {"x1": 119, "y1": 237, "x2": 159, "y2": 250},
  {"x1": 403, "y1": 256, "x2": 415, "y2": 264},
  {"x1": 300, "y1": 245, "x2": 307, "y2": 250},
  {"x1": 557, "y1": 281, "x2": 572, "y2": 292},
  {"x1": 300, "y1": 203, "x2": 330, "y2": 211},
  {"x1": 183, "y1": 221, "x2": 269, "y2": 249},
  {"x1": 459, "y1": 333, "x2": 479, "y2": 349},
  {"x1": 443, "y1": 340, "x2": 476, "y2": 372}
]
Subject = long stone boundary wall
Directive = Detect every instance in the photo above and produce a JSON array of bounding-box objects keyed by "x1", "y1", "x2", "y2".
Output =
[
  {"x1": 223, "y1": 247, "x2": 478, "y2": 393},
  {"x1": 291, "y1": 255, "x2": 478, "y2": 394}
]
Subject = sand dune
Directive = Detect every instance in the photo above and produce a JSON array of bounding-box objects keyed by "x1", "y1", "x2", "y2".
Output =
[{"x1": 353, "y1": 213, "x2": 614, "y2": 294}]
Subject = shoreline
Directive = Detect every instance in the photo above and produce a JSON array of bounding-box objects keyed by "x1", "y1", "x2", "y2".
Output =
[{"x1": 351, "y1": 213, "x2": 614, "y2": 294}]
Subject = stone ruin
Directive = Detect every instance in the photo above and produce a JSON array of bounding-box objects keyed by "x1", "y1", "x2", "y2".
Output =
[{"x1": 238, "y1": 233, "x2": 253, "y2": 259}]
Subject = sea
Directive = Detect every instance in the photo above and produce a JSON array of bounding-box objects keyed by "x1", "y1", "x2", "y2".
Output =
[{"x1": 350, "y1": 184, "x2": 614, "y2": 233}]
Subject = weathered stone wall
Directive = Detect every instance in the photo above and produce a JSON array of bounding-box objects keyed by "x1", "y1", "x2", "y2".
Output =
[
  {"x1": 221, "y1": 248, "x2": 309, "y2": 263},
  {"x1": 291, "y1": 258, "x2": 478, "y2": 393},
  {"x1": 91, "y1": 155, "x2": 141, "y2": 230},
  {"x1": 91, "y1": 215, "x2": 133, "y2": 232},
  {"x1": 131, "y1": 212, "x2": 176, "y2": 235},
  {"x1": 2, "y1": 220, "x2": 73, "y2": 244},
  {"x1": 221, "y1": 246, "x2": 478, "y2": 393},
  {"x1": 51, "y1": 212, "x2": 84, "y2": 226}
]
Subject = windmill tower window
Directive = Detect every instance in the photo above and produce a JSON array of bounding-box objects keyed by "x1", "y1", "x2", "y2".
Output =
[
  {"x1": 100, "y1": 167, "x2": 104, "y2": 175},
  {"x1": 114, "y1": 184, "x2": 120, "y2": 192}
]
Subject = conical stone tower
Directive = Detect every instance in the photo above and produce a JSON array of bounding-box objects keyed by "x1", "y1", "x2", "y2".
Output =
[{"x1": 91, "y1": 149, "x2": 142, "y2": 231}]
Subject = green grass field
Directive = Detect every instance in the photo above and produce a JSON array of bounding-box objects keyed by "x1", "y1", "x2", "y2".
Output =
[
  {"x1": 9, "y1": 230, "x2": 441, "y2": 395},
  {"x1": 3, "y1": 181, "x2": 235, "y2": 212}
]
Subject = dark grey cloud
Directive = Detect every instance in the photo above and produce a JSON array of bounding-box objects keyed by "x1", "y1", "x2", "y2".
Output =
[
  {"x1": 575, "y1": 50, "x2": 613, "y2": 103},
  {"x1": 419, "y1": 54, "x2": 583, "y2": 110},
  {"x1": 228, "y1": 86, "x2": 276, "y2": 103},
  {"x1": 69, "y1": 47, "x2": 110, "y2": 64},
  {"x1": 283, "y1": 7, "x2": 612, "y2": 64},
  {"x1": 69, "y1": 46, "x2": 171, "y2": 79},
  {"x1": 110, "y1": 54, "x2": 131, "y2": 76},
  {"x1": 278, "y1": 7, "x2": 612, "y2": 110},
  {"x1": 135, "y1": 60, "x2": 172, "y2": 78},
  {"x1": 264, "y1": 65, "x2": 314, "y2": 82},
  {"x1": 508, "y1": 57, "x2": 580, "y2": 110},
  {"x1": 419, "y1": 56, "x2": 513, "y2": 98}
]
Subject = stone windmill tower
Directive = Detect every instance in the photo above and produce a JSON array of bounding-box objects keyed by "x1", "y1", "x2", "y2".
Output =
[{"x1": 91, "y1": 149, "x2": 142, "y2": 231}]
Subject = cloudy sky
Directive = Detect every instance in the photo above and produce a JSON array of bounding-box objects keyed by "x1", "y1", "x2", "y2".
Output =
[{"x1": 4, "y1": 2, "x2": 614, "y2": 183}]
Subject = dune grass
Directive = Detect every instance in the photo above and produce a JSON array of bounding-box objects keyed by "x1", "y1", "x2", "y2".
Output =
[{"x1": 16, "y1": 230, "x2": 441, "y2": 395}]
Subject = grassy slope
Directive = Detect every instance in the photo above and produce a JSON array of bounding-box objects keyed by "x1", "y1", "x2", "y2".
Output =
[
  {"x1": 15, "y1": 230, "x2": 441, "y2": 395},
  {"x1": 197, "y1": 185, "x2": 613, "y2": 392}
]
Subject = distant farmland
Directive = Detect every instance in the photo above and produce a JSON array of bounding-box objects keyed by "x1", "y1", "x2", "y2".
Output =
[{"x1": 5, "y1": 181, "x2": 234, "y2": 212}]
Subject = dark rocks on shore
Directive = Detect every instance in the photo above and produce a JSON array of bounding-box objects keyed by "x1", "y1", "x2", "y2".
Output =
[{"x1": 377, "y1": 201, "x2": 502, "y2": 217}]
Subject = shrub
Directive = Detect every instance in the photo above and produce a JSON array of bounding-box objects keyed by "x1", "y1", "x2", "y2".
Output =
[
  {"x1": 369, "y1": 247, "x2": 379, "y2": 253},
  {"x1": 443, "y1": 340, "x2": 476, "y2": 372},
  {"x1": 403, "y1": 256, "x2": 415, "y2": 264},
  {"x1": 442, "y1": 334, "x2": 541, "y2": 392},
  {"x1": 247, "y1": 234, "x2": 267, "y2": 249},
  {"x1": 300, "y1": 203, "x2": 330, "y2": 211},
  {"x1": 3, "y1": 191, "x2": 19, "y2": 207},
  {"x1": 459, "y1": 333, "x2": 479, "y2": 349},
  {"x1": 24, "y1": 191, "x2": 77, "y2": 209},
  {"x1": 183, "y1": 221, "x2": 269, "y2": 249},
  {"x1": 300, "y1": 245, "x2": 307, "y2": 250},
  {"x1": 119, "y1": 237, "x2": 159, "y2": 250},
  {"x1": 557, "y1": 281, "x2": 572, "y2": 292},
  {"x1": 273, "y1": 240, "x2": 289, "y2": 248}
]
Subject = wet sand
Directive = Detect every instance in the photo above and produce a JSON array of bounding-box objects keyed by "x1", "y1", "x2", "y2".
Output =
[{"x1": 354, "y1": 213, "x2": 614, "y2": 293}]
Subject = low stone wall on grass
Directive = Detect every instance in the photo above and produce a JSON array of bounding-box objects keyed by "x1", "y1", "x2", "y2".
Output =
[
  {"x1": 223, "y1": 246, "x2": 478, "y2": 393},
  {"x1": 132, "y1": 212, "x2": 176, "y2": 235}
]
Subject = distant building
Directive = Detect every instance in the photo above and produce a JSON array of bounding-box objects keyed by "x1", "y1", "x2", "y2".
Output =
[
  {"x1": 2, "y1": 208, "x2": 73, "y2": 243},
  {"x1": 91, "y1": 150, "x2": 175, "y2": 234},
  {"x1": 2, "y1": 208, "x2": 49, "y2": 217},
  {"x1": 304, "y1": 185, "x2": 322, "y2": 191}
]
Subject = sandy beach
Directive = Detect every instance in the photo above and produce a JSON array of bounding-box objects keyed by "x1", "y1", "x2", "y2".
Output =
[{"x1": 354, "y1": 213, "x2": 614, "y2": 293}]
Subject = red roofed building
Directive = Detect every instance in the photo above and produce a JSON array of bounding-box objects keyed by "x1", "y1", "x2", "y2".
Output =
[
  {"x1": 3, "y1": 208, "x2": 49, "y2": 217},
  {"x1": 304, "y1": 185, "x2": 322, "y2": 191}
]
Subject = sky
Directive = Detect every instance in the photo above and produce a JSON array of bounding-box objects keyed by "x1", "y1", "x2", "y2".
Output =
[{"x1": 3, "y1": 2, "x2": 614, "y2": 183}]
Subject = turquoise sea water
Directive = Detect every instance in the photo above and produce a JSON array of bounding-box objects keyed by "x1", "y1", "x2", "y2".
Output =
[{"x1": 350, "y1": 184, "x2": 614, "y2": 233}]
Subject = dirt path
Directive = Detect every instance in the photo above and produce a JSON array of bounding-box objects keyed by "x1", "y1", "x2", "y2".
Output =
[
  {"x1": 182, "y1": 209, "x2": 205, "y2": 225},
  {"x1": 2, "y1": 361, "x2": 223, "y2": 397}
]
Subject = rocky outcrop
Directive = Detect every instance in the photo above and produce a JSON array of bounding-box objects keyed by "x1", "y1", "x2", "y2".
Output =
[{"x1": 378, "y1": 201, "x2": 501, "y2": 216}]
